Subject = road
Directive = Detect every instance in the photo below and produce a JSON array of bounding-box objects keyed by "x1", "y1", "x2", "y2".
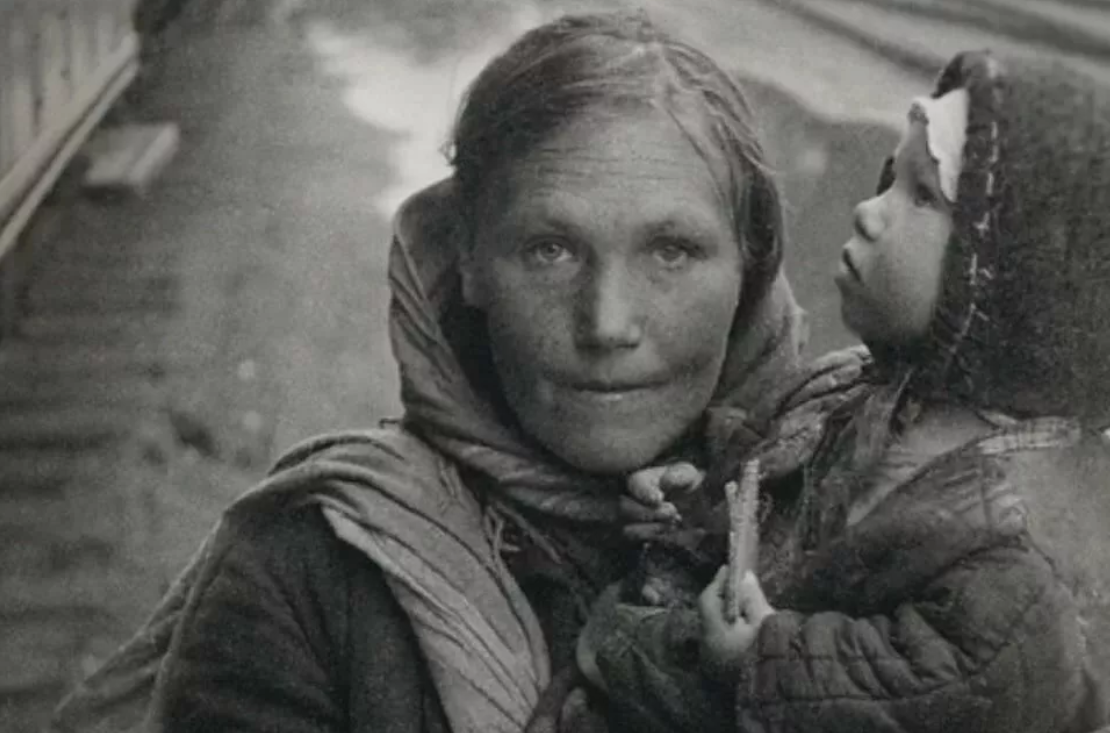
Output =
[{"x1": 4, "y1": 0, "x2": 1109, "y2": 729}]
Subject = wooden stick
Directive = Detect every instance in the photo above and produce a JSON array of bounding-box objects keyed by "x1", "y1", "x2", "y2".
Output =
[{"x1": 723, "y1": 460, "x2": 760, "y2": 624}]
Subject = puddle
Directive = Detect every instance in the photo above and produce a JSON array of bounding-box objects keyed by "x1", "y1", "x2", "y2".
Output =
[{"x1": 304, "y1": 5, "x2": 544, "y2": 218}]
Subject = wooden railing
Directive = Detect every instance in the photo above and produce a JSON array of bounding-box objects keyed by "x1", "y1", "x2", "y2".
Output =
[{"x1": 0, "y1": 0, "x2": 140, "y2": 328}]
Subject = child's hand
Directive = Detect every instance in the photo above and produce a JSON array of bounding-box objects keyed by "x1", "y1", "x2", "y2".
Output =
[
  {"x1": 622, "y1": 462, "x2": 705, "y2": 541},
  {"x1": 698, "y1": 566, "x2": 776, "y2": 672}
]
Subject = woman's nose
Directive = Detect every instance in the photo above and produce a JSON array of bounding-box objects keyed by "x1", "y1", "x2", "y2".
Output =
[
  {"x1": 575, "y1": 265, "x2": 644, "y2": 351},
  {"x1": 853, "y1": 196, "x2": 885, "y2": 242}
]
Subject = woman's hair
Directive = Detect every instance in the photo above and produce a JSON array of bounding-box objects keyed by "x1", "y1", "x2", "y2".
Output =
[{"x1": 448, "y1": 10, "x2": 784, "y2": 320}]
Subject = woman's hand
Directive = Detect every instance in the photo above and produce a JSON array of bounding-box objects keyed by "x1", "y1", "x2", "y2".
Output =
[
  {"x1": 621, "y1": 462, "x2": 705, "y2": 541},
  {"x1": 698, "y1": 566, "x2": 776, "y2": 672},
  {"x1": 575, "y1": 584, "x2": 624, "y2": 692},
  {"x1": 525, "y1": 667, "x2": 608, "y2": 733}
]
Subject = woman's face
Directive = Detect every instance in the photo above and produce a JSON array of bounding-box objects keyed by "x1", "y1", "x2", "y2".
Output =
[{"x1": 462, "y1": 109, "x2": 744, "y2": 475}]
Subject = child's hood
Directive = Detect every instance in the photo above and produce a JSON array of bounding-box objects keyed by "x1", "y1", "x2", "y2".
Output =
[{"x1": 897, "y1": 51, "x2": 1110, "y2": 429}]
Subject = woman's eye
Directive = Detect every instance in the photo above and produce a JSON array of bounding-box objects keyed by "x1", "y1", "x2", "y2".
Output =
[
  {"x1": 524, "y1": 239, "x2": 573, "y2": 266},
  {"x1": 652, "y1": 239, "x2": 697, "y2": 268}
]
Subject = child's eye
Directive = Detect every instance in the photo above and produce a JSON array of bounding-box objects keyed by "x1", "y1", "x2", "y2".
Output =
[
  {"x1": 876, "y1": 158, "x2": 896, "y2": 194},
  {"x1": 913, "y1": 183, "x2": 938, "y2": 208}
]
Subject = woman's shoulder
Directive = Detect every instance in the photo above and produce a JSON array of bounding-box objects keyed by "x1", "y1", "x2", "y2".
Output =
[
  {"x1": 225, "y1": 500, "x2": 354, "y2": 582},
  {"x1": 269, "y1": 424, "x2": 448, "y2": 480},
  {"x1": 206, "y1": 502, "x2": 376, "y2": 659},
  {"x1": 158, "y1": 500, "x2": 438, "y2": 733},
  {"x1": 208, "y1": 424, "x2": 454, "y2": 627}
]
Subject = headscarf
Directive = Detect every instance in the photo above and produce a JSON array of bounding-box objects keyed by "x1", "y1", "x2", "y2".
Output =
[{"x1": 387, "y1": 176, "x2": 809, "y2": 524}]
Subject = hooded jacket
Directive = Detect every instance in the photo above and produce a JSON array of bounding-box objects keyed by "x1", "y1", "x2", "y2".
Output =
[
  {"x1": 589, "y1": 51, "x2": 1110, "y2": 733},
  {"x1": 857, "y1": 48, "x2": 1110, "y2": 697},
  {"x1": 48, "y1": 176, "x2": 856, "y2": 733}
]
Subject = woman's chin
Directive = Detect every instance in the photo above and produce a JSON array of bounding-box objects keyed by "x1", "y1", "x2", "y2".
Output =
[
  {"x1": 507, "y1": 376, "x2": 713, "y2": 476},
  {"x1": 533, "y1": 421, "x2": 684, "y2": 476},
  {"x1": 553, "y1": 442, "x2": 664, "y2": 476}
]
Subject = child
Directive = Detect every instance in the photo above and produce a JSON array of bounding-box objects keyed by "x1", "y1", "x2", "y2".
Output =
[{"x1": 579, "y1": 50, "x2": 1110, "y2": 733}]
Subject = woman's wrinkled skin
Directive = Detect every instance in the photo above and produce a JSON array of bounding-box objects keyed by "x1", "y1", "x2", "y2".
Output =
[{"x1": 461, "y1": 110, "x2": 744, "y2": 475}]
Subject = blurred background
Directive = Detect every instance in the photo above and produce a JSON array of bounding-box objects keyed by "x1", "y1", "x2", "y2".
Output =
[{"x1": 1, "y1": 0, "x2": 1108, "y2": 729}]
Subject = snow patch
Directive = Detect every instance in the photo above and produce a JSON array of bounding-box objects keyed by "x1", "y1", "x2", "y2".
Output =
[{"x1": 305, "y1": 7, "x2": 544, "y2": 218}]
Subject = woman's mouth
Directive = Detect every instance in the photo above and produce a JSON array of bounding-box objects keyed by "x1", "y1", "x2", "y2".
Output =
[
  {"x1": 558, "y1": 376, "x2": 665, "y2": 403},
  {"x1": 573, "y1": 381, "x2": 651, "y2": 398}
]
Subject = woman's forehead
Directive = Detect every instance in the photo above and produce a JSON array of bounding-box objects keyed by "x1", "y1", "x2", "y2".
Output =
[
  {"x1": 530, "y1": 108, "x2": 716, "y2": 167},
  {"x1": 483, "y1": 109, "x2": 736, "y2": 221}
]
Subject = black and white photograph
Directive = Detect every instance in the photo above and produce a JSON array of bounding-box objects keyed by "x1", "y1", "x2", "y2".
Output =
[{"x1": 1, "y1": 0, "x2": 1109, "y2": 731}]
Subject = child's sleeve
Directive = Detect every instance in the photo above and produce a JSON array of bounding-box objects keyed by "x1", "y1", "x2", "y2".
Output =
[
  {"x1": 589, "y1": 602, "x2": 735, "y2": 733},
  {"x1": 594, "y1": 541, "x2": 1090, "y2": 733}
]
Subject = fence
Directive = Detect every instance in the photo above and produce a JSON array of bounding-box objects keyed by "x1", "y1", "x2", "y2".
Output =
[{"x1": 0, "y1": 0, "x2": 140, "y2": 330}]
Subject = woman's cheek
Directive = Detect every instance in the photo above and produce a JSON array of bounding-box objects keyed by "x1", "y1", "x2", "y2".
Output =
[
  {"x1": 653, "y1": 269, "x2": 741, "y2": 369},
  {"x1": 485, "y1": 277, "x2": 574, "y2": 362}
]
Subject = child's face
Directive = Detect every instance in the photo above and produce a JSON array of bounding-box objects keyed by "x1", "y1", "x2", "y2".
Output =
[{"x1": 835, "y1": 114, "x2": 954, "y2": 345}]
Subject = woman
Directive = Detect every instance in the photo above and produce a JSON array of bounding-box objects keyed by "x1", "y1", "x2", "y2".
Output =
[{"x1": 50, "y1": 11, "x2": 861, "y2": 733}]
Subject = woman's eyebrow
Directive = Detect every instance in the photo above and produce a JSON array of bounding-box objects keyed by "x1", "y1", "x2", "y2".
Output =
[
  {"x1": 641, "y1": 211, "x2": 730, "y2": 244},
  {"x1": 493, "y1": 194, "x2": 583, "y2": 235},
  {"x1": 642, "y1": 216, "x2": 702, "y2": 236}
]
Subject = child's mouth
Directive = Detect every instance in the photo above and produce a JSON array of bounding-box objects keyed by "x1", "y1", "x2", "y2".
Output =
[{"x1": 840, "y1": 250, "x2": 861, "y2": 281}]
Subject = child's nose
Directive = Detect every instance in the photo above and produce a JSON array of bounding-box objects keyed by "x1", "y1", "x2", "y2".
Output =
[{"x1": 853, "y1": 197, "x2": 884, "y2": 242}]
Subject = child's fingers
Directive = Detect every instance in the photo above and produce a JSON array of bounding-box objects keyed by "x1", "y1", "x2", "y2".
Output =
[
  {"x1": 659, "y1": 462, "x2": 705, "y2": 495},
  {"x1": 619, "y1": 495, "x2": 660, "y2": 522},
  {"x1": 626, "y1": 462, "x2": 702, "y2": 508},
  {"x1": 738, "y1": 572, "x2": 775, "y2": 624},
  {"x1": 711, "y1": 564, "x2": 728, "y2": 590},
  {"x1": 622, "y1": 522, "x2": 671, "y2": 542},
  {"x1": 698, "y1": 566, "x2": 729, "y2": 623},
  {"x1": 627, "y1": 466, "x2": 668, "y2": 506},
  {"x1": 618, "y1": 495, "x2": 678, "y2": 524},
  {"x1": 700, "y1": 569, "x2": 775, "y2": 626}
]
